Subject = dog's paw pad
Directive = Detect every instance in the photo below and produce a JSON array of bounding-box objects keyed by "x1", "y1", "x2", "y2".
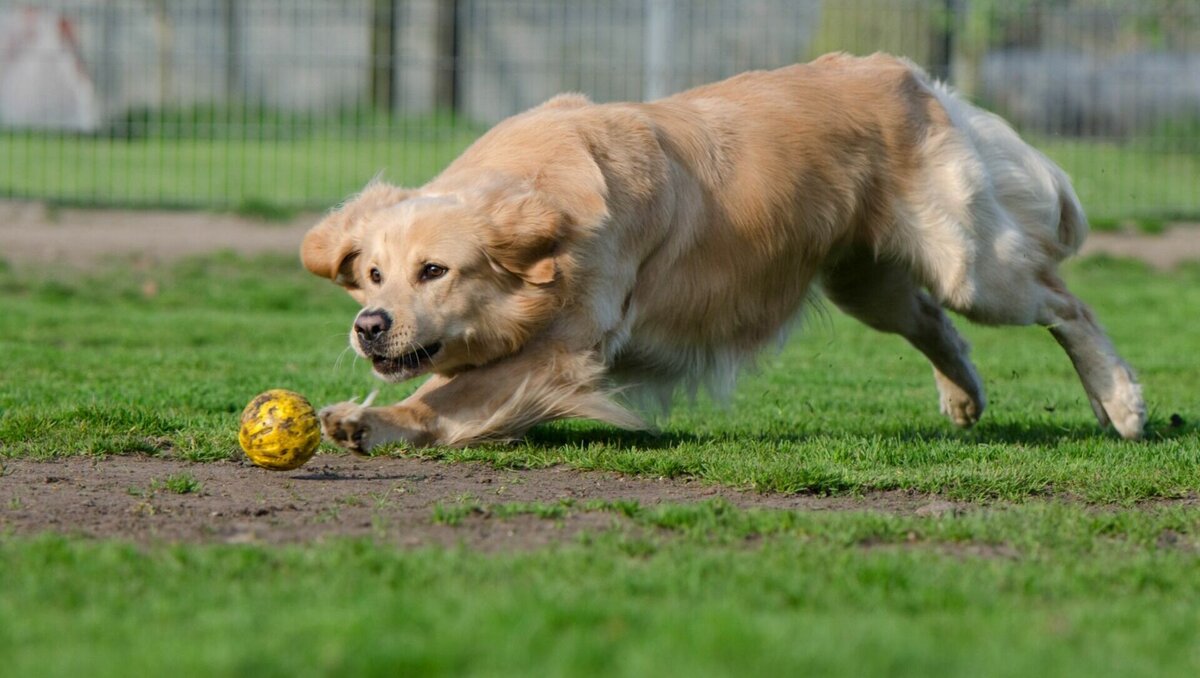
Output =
[{"x1": 318, "y1": 402, "x2": 373, "y2": 455}]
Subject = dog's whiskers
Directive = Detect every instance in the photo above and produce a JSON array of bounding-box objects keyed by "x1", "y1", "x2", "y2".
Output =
[
  {"x1": 332, "y1": 344, "x2": 356, "y2": 372},
  {"x1": 416, "y1": 341, "x2": 433, "y2": 362}
]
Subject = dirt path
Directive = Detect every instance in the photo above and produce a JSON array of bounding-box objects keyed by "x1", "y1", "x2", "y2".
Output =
[
  {"x1": 1079, "y1": 226, "x2": 1200, "y2": 270},
  {"x1": 0, "y1": 454, "x2": 956, "y2": 548},
  {"x1": 0, "y1": 201, "x2": 317, "y2": 267},
  {"x1": 1, "y1": 200, "x2": 1198, "y2": 269}
]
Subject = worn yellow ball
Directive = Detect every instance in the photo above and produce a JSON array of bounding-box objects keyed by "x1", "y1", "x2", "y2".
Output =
[{"x1": 238, "y1": 389, "x2": 321, "y2": 471}]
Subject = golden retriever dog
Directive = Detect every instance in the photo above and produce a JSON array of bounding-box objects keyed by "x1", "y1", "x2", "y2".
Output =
[{"x1": 302, "y1": 52, "x2": 1145, "y2": 452}]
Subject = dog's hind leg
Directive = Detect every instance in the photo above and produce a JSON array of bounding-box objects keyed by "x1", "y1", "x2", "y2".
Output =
[
  {"x1": 823, "y1": 254, "x2": 985, "y2": 428},
  {"x1": 1035, "y1": 272, "x2": 1145, "y2": 439}
]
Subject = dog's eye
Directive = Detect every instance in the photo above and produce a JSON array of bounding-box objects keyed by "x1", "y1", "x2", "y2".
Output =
[
  {"x1": 420, "y1": 263, "x2": 447, "y2": 281},
  {"x1": 369, "y1": 267, "x2": 382, "y2": 284}
]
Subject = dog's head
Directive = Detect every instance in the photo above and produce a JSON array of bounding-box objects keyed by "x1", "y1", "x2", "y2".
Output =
[{"x1": 301, "y1": 180, "x2": 567, "y2": 381}]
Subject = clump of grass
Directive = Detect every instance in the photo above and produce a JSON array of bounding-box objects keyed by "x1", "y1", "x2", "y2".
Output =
[
  {"x1": 491, "y1": 499, "x2": 575, "y2": 521},
  {"x1": 431, "y1": 502, "x2": 484, "y2": 526},
  {"x1": 230, "y1": 197, "x2": 295, "y2": 223},
  {"x1": 159, "y1": 473, "x2": 202, "y2": 495},
  {"x1": 431, "y1": 499, "x2": 577, "y2": 526}
]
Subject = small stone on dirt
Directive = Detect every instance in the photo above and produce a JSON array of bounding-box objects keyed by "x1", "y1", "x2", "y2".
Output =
[{"x1": 915, "y1": 500, "x2": 960, "y2": 518}]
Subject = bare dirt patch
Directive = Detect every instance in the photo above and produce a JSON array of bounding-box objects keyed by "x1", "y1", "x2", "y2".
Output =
[
  {"x1": 0, "y1": 454, "x2": 958, "y2": 548},
  {"x1": 0, "y1": 200, "x2": 317, "y2": 267},
  {"x1": 1080, "y1": 226, "x2": 1200, "y2": 270}
]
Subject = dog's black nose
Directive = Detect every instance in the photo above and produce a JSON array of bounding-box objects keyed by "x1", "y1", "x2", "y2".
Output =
[{"x1": 354, "y1": 309, "x2": 392, "y2": 345}]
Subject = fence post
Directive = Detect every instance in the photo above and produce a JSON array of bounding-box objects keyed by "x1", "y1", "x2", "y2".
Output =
[
  {"x1": 222, "y1": 0, "x2": 240, "y2": 102},
  {"x1": 929, "y1": 0, "x2": 955, "y2": 82},
  {"x1": 644, "y1": 0, "x2": 673, "y2": 101},
  {"x1": 433, "y1": 0, "x2": 460, "y2": 115},
  {"x1": 98, "y1": 0, "x2": 119, "y2": 115},
  {"x1": 369, "y1": 0, "x2": 397, "y2": 111}
]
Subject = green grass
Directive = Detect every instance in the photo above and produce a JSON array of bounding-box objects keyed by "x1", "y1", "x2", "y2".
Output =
[
  {"x1": 0, "y1": 118, "x2": 478, "y2": 212},
  {"x1": 432, "y1": 498, "x2": 576, "y2": 525},
  {"x1": 460, "y1": 497, "x2": 1200, "y2": 549},
  {"x1": 160, "y1": 472, "x2": 202, "y2": 495},
  {"x1": 0, "y1": 252, "x2": 372, "y2": 461},
  {"x1": 2, "y1": 251, "x2": 1199, "y2": 676},
  {"x1": 1037, "y1": 137, "x2": 1200, "y2": 226},
  {"x1": 1, "y1": 116, "x2": 1197, "y2": 222},
  {"x1": 0, "y1": 252, "x2": 1197, "y2": 502},
  {"x1": 126, "y1": 473, "x2": 202, "y2": 498},
  {"x1": 3, "y1": 501, "x2": 1200, "y2": 677}
]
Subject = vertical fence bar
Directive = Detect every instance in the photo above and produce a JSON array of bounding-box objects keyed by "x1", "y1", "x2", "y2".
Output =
[
  {"x1": 433, "y1": 0, "x2": 460, "y2": 115},
  {"x1": 370, "y1": 0, "x2": 397, "y2": 111}
]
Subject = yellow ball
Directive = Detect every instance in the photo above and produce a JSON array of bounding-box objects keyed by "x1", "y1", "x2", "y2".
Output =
[{"x1": 238, "y1": 389, "x2": 321, "y2": 471}]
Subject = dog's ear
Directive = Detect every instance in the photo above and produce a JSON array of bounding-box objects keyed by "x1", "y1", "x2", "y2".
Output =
[
  {"x1": 301, "y1": 181, "x2": 411, "y2": 290},
  {"x1": 300, "y1": 212, "x2": 362, "y2": 289},
  {"x1": 482, "y1": 190, "x2": 563, "y2": 286}
]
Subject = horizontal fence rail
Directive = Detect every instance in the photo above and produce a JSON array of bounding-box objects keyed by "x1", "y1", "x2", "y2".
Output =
[{"x1": 0, "y1": 0, "x2": 1197, "y2": 224}]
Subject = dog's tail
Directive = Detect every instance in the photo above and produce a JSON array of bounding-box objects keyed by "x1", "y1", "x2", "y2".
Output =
[
  {"x1": 1051, "y1": 165, "x2": 1088, "y2": 256},
  {"x1": 910, "y1": 58, "x2": 1090, "y2": 261}
]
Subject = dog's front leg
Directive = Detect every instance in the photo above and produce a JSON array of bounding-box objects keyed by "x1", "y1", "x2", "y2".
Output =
[
  {"x1": 317, "y1": 390, "x2": 440, "y2": 454},
  {"x1": 318, "y1": 348, "x2": 639, "y2": 454}
]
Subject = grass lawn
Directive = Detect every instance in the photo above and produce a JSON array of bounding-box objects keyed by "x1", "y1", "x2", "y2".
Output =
[
  {"x1": 1, "y1": 251, "x2": 1198, "y2": 676},
  {"x1": 4, "y1": 503, "x2": 1200, "y2": 677},
  {"x1": 1, "y1": 253, "x2": 1196, "y2": 501},
  {"x1": 1036, "y1": 138, "x2": 1200, "y2": 227},
  {"x1": 1, "y1": 124, "x2": 1197, "y2": 224},
  {"x1": 0, "y1": 125, "x2": 478, "y2": 214}
]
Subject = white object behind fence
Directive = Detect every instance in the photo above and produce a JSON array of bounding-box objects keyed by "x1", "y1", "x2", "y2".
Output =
[{"x1": 0, "y1": 8, "x2": 101, "y2": 132}]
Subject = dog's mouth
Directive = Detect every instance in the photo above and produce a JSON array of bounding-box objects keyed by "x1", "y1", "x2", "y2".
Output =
[{"x1": 371, "y1": 342, "x2": 443, "y2": 379}]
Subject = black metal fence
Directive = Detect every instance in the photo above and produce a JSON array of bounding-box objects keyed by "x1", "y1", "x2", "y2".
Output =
[{"x1": 1, "y1": 0, "x2": 1197, "y2": 223}]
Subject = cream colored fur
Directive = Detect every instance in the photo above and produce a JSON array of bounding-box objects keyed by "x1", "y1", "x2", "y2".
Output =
[{"x1": 302, "y1": 52, "x2": 1146, "y2": 451}]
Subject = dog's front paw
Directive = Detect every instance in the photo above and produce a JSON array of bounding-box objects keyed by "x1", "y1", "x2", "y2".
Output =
[{"x1": 318, "y1": 401, "x2": 376, "y2": 455}]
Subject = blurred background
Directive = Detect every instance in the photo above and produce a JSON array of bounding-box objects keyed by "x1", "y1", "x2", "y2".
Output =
[{"x1": 0, "y1": 0, "x2": 1197, "y2": 227}]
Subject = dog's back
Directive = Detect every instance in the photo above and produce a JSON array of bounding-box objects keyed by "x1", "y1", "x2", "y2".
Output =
[
  {"x1": 610, "y1": 54, "x2": 1139, "y2": 438},
  {"x1": 605, "y1": 52, "x2": 1093, "y2": 397}
]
